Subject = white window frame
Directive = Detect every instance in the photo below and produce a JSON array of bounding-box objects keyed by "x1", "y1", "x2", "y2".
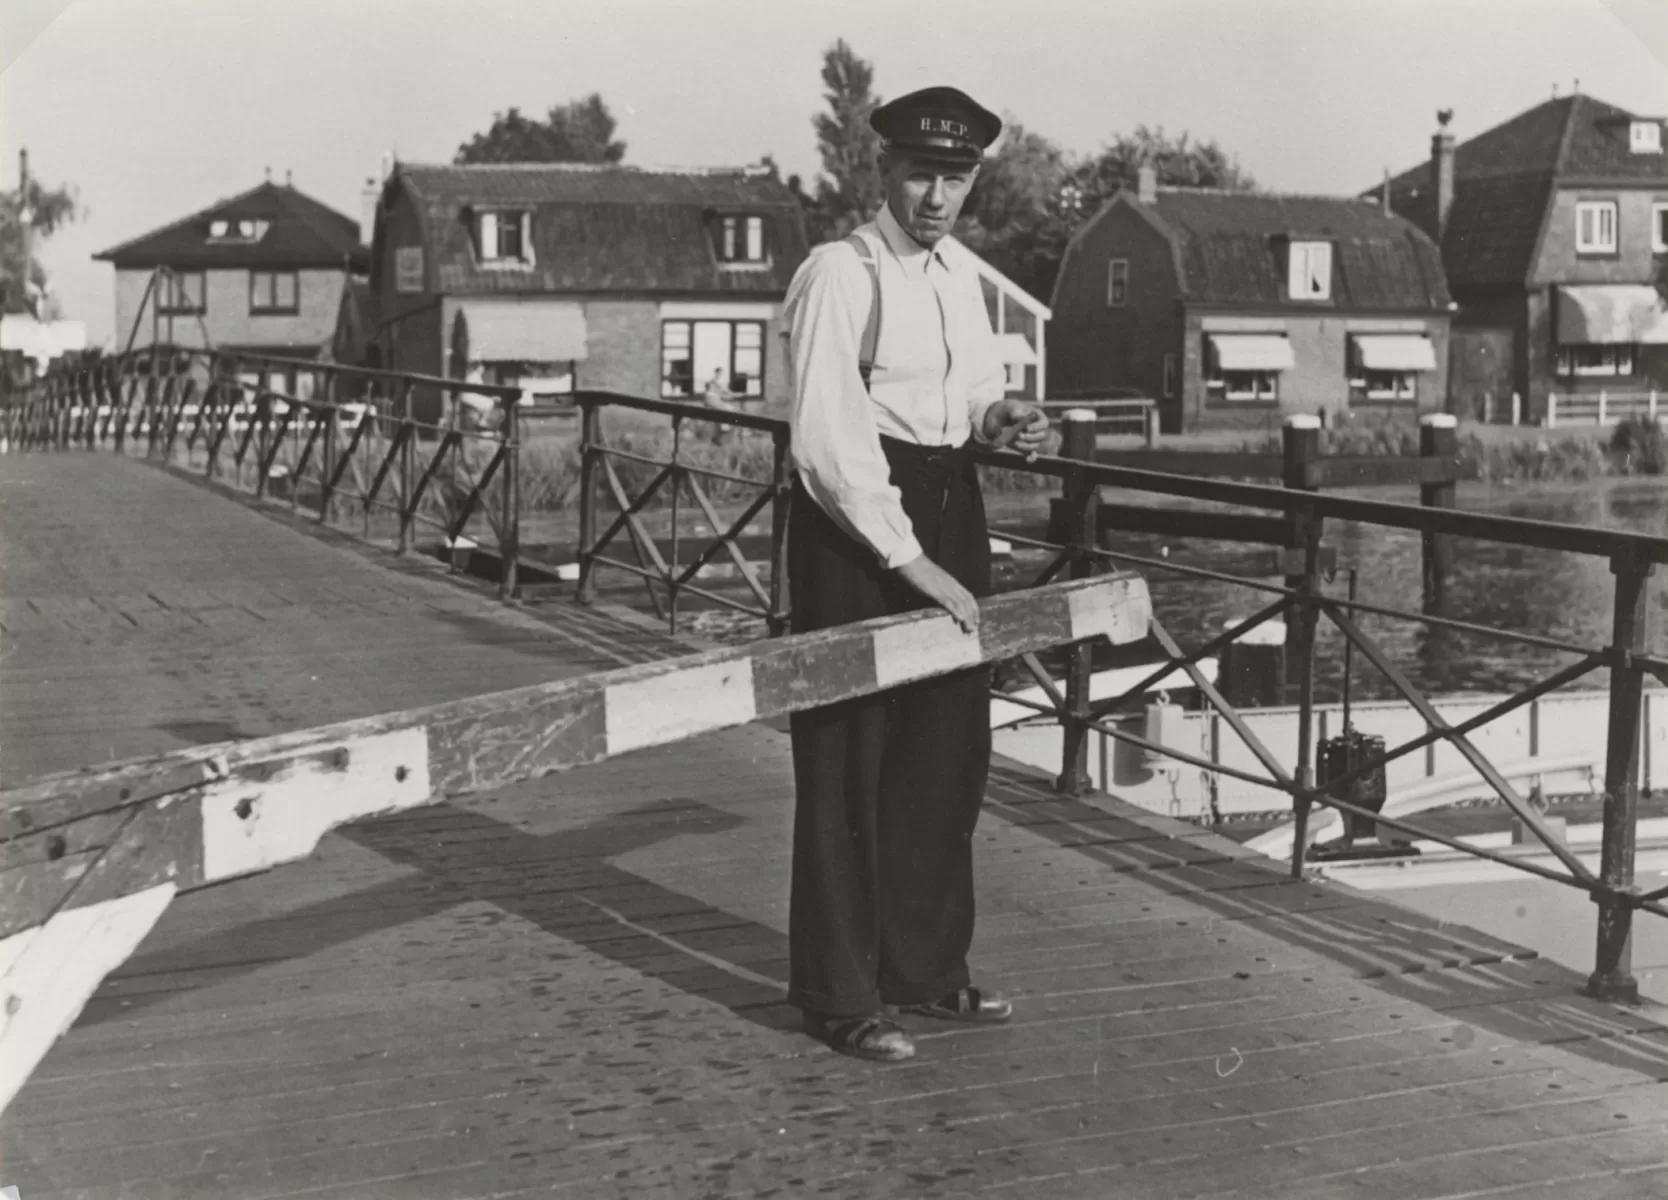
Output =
[
  {"x1": 1555, "y1": 344, "x2": 1638, "y2": 377},
  {"x1": 249, "y1": 269, "x2": 299, "y2": 315},
  {"x1": 1287, "y1": 242, "x2": 1332, "y2": 301},
  {"x1": 1653, "y1": 202, "x2": 1668, "y2": 254},
  {"x1": 717, "y1": 215, "x2": 768, "y2": 266},
  {"x1": 1575, "y1": 201, "x2": 1618, "y2": 254},
  {"x1": 1205, "y1": 370, "x2": 1278, "y2": 402},
  {"x1": 1107, "y1": 259, "x2": 1128, "y2": 307},
  {"x1": 157, "y1": 271, "x2": 206, "y2": 314},
  {"x1": 1630, "y1": 122, "x2": 1662, "y2": 155},
  {"x1": 475, "y1": 209, "x2": 533, "y2": 266},
  {"x1": 660, "y1": 319, "x2": 766, "y2": 397},
  {"x1": 1350, "y1": 369, "x2": 1417, "y2": 401}
]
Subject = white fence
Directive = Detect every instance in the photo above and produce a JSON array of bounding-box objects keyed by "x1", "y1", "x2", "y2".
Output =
[{"x1": 1546, "y1": 389, "x2": 1663, "y2": 429}]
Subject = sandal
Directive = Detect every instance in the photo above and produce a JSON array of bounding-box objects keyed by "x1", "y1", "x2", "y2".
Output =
[
  {"x1": 898, "y1": 986, "x2": 1013, "y2": 1024},
  {"x1": 803, "y1": 1012, "x2": 916, "y2": 1062}
]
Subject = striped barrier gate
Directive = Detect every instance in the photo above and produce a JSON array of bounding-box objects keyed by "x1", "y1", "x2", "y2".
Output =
[{"x1": 0, "y1": 572, "x2": 1151, "y2": 1113}]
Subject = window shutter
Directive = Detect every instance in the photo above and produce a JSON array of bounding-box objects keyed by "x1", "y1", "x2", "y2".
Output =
[
  {"x1": 1308, "y1": 243, "x2": 1332, "y2": 297},
  {"x1": 746, "y1": 216, "x2": 763, "y2": 262},
  {"x1": 520, "y1": 211, "x2": 532, "y2": 261},
  {"x1": 479, "y1": 211, "x2": 499, "y2": 260},
  {"x1": 1287, "y1": 244, "x2": 1307, "y2": 300}
]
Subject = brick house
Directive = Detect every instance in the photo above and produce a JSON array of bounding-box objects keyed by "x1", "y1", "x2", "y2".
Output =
[
  {"x1": 1378, "y1": 96, "x2": 1668, "y2": 422},
  {"x1": 363, "y1": 162, "x2": 812, "y2": 420},
  {"x1": 1049, "y1": 169, "x2": 1452, "y2": 432},
  {"x1": 94, "y1": 178, "x2": 366, "y2": 390}
]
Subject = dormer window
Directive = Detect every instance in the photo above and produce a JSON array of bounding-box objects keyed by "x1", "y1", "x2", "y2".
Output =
[
  {"x1": 474, "y1": 209, "x2": 532, "y2": 266},
  {"x1": 207, "y1": 218, "x2": 270, "y2": 243},
  {"x1": 716, "y1": 214, "x2": 766, "y2": 265},
  {"x1": 1286, "y1": 241, "x2": 1332, "y2": 301},
  {"x1": 1630, "y1": 121, "x2": 1662, "y2": 154}
]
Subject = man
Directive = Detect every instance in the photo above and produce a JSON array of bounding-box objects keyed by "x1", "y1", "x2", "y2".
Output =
[{"x1": 780, "y1": 86, "x2": 1050, "y2": 1062}]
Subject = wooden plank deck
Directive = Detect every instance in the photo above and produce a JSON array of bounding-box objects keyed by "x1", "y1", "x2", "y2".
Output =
[{"x1": 3, "y1": 453, "x2": 1668, "y2": 1198}]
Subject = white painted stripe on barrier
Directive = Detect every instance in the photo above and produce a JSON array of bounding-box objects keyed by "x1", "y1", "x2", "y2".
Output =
[
  {"x1": 201, "y1": 727, "x2": 430, "y2": 883},
  {"x1": 605, "y1": 659, "x2": 757, "y2": 755},
  {"x1": 1069, "y1": 583, "x2": 1147, "y2": 646},
  {"x1": 873, "y1": 616, "x2": 982, "y2": 688},
  {"x1": 0, "y1": 883, "x2": 176, "y2": 1113}
]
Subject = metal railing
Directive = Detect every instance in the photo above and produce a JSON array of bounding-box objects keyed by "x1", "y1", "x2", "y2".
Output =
[
  {"x1": 574, "y1": 391, "x2": 793, "y2": 635},
  {"x1": 4, "y1": 347, "x2": 526, "y2": 597}
]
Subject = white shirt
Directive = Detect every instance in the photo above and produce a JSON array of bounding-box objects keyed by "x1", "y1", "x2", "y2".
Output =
[{"x1": 781, "y1": 203, "x2": 1006, "y2": 569}]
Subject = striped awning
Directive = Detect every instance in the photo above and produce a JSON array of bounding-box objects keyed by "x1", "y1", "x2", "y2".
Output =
[
  {"x1": 1556, "y1": 285, "x2": 1668, "y2": 345},
  {"x1": 996, "y1": 333, "x2": 1037, "y2": 365},
  {"x1": 456, "y1": 301, "x2": 588, "y2": 362},
  {"x1": 1208, "y1": 334, "x2": 1294, "y2": 371},
  {"x1": 1352, "y1": 335, "x2": 1437, "y2": 371}
]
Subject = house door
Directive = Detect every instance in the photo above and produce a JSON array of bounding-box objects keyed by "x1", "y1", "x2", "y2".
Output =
[
  {"x1": 691, "y1": 322, "x2": 734, "y2": 393},
  {"x1": 1449, "y1": 328, "x2": 1514, "y2": 422}
]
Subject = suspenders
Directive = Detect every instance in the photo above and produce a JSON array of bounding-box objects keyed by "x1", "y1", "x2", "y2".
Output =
[{"x1": 843, "y1": 231, "x2": 882, "y2": 388}]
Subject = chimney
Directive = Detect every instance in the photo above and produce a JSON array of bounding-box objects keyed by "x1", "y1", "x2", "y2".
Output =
[
  {"x1": 359, "y1": 177, "x2": 379, "y2": 249},
  {"x1": 1381, "y1": 167, "x2": 1392, "y2": 216},
  {"x1": 1430, "y1": 109, "x2": 1455, "y2": 240},
  {"x1": 1136, "y1": 163, "x2": 1158, "y2": 205}
]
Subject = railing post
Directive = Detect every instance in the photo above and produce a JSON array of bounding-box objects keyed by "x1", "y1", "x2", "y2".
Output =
[
  {"x1": 397, "y1": 381, "x2": 415, "y2": 555},
  {"x1": 1546, "y1": 393, "x2": 1558, "y2": 430},
  {"x1": 1598, "y1": 388, "x2": 1608, "y2": 426},
  {"x1": 1283, "y1": 413, "x2": 1322, "y2": 875},
  {"x1": 767, "y1": 428, "x2": 792, "y2": 637},
  {"x1": 1587, "y1": 551, "x2": 1653, "y2": 1004},
  {"x1": 1419, "y1": 412, "x2": 1457, "y2": 617},
  {"x1": 576, "y1": 396, "x2": 599, "y2": 605},
  {"x1": 499, "y1": 395, "x2": 520, "y2": 602},
  {"x1": 1057, "y1": 408, "x2": 1100, "y2": 794},
  {"x1": 320, "y1": 371, "x2": 338, "y2": 525}
]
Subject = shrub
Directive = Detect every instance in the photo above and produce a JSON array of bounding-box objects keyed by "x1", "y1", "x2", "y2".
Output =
[{"x1": 1608, "y1": 417, "x2": 1667, "y2": 476}]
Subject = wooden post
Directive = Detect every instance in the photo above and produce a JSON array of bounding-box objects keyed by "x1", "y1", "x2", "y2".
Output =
[
  {"x1": 1419, "y1": 412, "x2": 1457, "y2": 617},
  {"x1": 1546, "y1": 393, "x2": 1558, "y2": 429},
  {"x1": 1057, "y1": 408, "x2": 1100, "y2": 794},
  {"x1": 499, "y1": 395, "x2": 520, "y2": 602},
  {"x1": 1143, "y1": 402, "x2": 1159, "y2": 448},
  {"x1": 577, "y1": 397, "x2": 599, "y2": 605},
  {"x1": 1281, "y1": 414, "x2": 1322, "y2": 876},
  {"x1": 1587, "y1": 552, "x2": 1653, "y2": 1004},
  {"x1": 1650, "y1": 387, "x2": 1659, "y2": 425},
  {"x1": 1512, "y1": 391, "x2": 1522, "y2": 427},
  {"x1": 1598, "y1": 388, "x2": 1608, "y2": 426}
]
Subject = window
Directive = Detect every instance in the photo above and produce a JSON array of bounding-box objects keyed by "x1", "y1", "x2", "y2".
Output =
[
  {"x1": 394, "y1": 246, "x2": 424, "y2": 293},
  {"x1": 207, "y1": 218, "x2": 270, "y2": 243},
  {"x1": 1286, "y1": 241, "x2": 1332, "y2": 301},
  {"x1": 481, "y1": 362, "x2": 575, "y2": 405},
  {"x1": 661, "y1": 320, "x2": 765, "y2": 397},
  {"x1": 716, "y1": 215, "x2": 767, "y2": 265},
  {"x1": 1161, "y1": 353, "x2": 1177, "y2": 399},
  {"x1": 249, "y1": 270, "x2": 298, "y2": 314},
  {"x1": 1631, "y1": 122, "x2": 1662, "y2": 154},
  {"x1": 1215, "y1": 371, "x2": 1278, "y2": 401},
  {"x1": 474, "y1": 209, "x2": 532, "y2": 264},
  {"x1": 156, "y1": 271, "x2": 205, "y2": 314},
  {"x1": 1107, "y1": 259, "x2": 1129, "y2": 307},
  {"x1": 1653, "y1": 202, "x2": 1668, "y2": 254},
  {"x1": 1576, "y1": 201, "x2": 1618, "y2": 254},
  {"x1": 1351, "y1": 369, "x2": 1417, "y2": 401},
  {"x1": 1555, "y1": 344, "x2": 1637, "y2": 377}
]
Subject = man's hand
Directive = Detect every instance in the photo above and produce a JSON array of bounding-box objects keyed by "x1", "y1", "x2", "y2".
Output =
[
  {"x1": 982, "y1": 399, "x2": 1050, "y2": 458},
  {"x1": 895, "y1": 554, "x2": 979, "y2": 634}
]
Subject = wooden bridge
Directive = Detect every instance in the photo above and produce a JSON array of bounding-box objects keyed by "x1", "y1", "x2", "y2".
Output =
[{"x1": 3, "y1": 355, "x2": 1668, "y2": 1198}]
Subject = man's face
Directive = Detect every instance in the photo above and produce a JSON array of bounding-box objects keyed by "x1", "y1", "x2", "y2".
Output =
[{"x1": 882, "y1": 151, "x2": 979, "y2": 248}]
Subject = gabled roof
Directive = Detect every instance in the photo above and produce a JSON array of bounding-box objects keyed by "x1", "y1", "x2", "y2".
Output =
[
  {"x1": 1113, "y1": 189, "x2": 1450, "y2": 310},
  {"x1": 1373, "y1": 94, "x2": 1668, "y2": 287},
  {"x1": 384, "y1": 163, "x2": 810, "y2": 296},
  {"x1": 95, "y1": 181, "x2": 366, "y2": 270}
]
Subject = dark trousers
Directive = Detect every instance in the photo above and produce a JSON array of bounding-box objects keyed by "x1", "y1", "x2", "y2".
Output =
[{"x1": 786, "y1": 437, "x2": 992, "y2": 1017}]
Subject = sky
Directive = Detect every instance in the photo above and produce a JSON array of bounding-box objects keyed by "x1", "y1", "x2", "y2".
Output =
[{"x1": 3, "y1": 0, "x2": 1666, "y2": 348}]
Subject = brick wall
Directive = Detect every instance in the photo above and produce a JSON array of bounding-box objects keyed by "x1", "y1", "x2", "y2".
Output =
[
  {"x1": 1047, "y1": 200, "x2": 1182, "y2": 427},
  {"x1": 117, "y1": 267, "x2": 346, "y2": 352},
  {"x1": 1531, "y1": 187, "x2": 1668, "y2": 286}
]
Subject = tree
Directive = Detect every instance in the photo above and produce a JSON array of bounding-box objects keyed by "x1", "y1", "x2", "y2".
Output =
[
  {"x1": 0, "y1": 174, "x2": 77, "y2": 317},
  {"x1": 802, "y1": 40, "x2": 884, "y2": 244},
  {"x1": 454, "y1": 94, "x2": 626, "y2": 165},
  {"x1": 957, "y1": 120, "x2": 1074, "y2": 300},
  {"x1": 1069, "y1": 125, "x2": 1257, "y2": 215}
]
